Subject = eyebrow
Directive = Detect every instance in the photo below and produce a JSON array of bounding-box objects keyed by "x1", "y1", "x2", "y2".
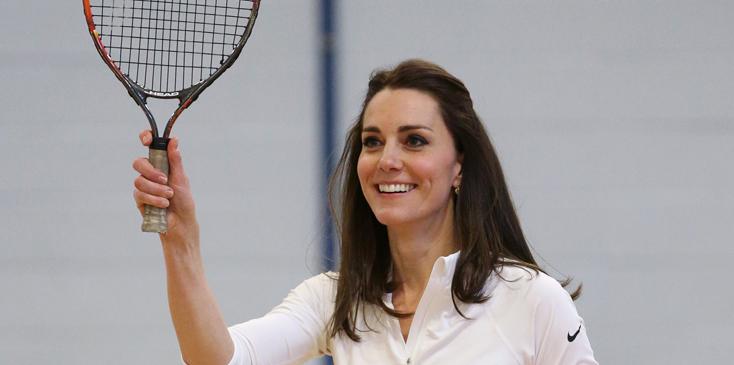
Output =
[{"x1": 362, "y1": 124, "x2": 434, "y2": 133}]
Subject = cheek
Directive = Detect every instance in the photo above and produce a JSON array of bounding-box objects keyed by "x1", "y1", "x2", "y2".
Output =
[
  {"x1": 356, "y1": 154, "x2": 372, "y2": 187},
  {"x1": 413, "y1": 156, "x2": 457, "y2": 186}
]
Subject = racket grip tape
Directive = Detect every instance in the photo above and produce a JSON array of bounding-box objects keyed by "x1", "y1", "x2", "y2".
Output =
[{"x1": 142, "y1": 138, "x2": 170, "y2": 233}]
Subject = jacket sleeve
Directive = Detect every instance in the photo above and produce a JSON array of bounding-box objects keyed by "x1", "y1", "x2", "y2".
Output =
[
  {"x1": 530, "y1": 274, "x2": 598, "y2": 365},
  {"x1": 225, "y1": 273, "x2": 335, "y2": 365}
]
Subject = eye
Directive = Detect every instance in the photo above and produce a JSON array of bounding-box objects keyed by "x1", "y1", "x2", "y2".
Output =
[
  {"x1": 362, "y1": 136, "x2": 381, "y2": 148},
  {"x1": 406, "y1": 134, "x2": 428, "y2": 148}
]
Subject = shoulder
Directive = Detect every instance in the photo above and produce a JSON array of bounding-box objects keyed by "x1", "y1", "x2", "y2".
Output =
[
  {"x1": 489, "y1": 263, "x2": 571, "y2": 304},
  {"x1": 297, "y1": 272, "x2": 338, "y2": 294},
  {"x1": 263, "y1": 272, "x2": 338, "y2": 336},
  {"x1": 283, "y1": 272, "x2": 338, "y2": 309},
  {"x1": 483, "y1": 263, "x2": 579, "y2": 333},
  {"x1": 483, "y1": 264, "x2": 598, "y2": 364},
  {"x1": 228, "y1": 273, "x2": 339, "y2": 362}
]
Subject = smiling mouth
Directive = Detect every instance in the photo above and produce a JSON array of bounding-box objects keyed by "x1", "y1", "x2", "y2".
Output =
[{"x1": 377, "y1": 183, "x2": 417, "y2": 193}]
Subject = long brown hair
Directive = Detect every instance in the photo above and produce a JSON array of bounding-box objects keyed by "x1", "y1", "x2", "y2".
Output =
[{"x1": 328, "y1": 59, "x2": 579, "y2": 341}]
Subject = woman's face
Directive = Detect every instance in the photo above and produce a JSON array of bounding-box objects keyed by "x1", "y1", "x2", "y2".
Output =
[{"x1": 357, "y1": 88, "x2": 462, "y2": 228}]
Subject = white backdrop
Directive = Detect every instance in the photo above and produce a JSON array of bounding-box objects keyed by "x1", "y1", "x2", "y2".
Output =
[{"x1": 1, "y1": 1, "x2": 732, "y2": 364}]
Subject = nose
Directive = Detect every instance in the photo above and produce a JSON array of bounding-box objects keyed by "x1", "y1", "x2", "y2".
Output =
[{"x1": 377, "y1": 144, "x2": 403, "y2": 172}]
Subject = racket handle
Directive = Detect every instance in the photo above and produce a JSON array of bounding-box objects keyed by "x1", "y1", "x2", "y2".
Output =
[{"x1": 142, "y1": 138, "x2": 170, "y2": 233}]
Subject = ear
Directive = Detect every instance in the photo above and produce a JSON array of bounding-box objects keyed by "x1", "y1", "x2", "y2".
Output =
[
  {"x1": 453, "y1": 153, "x2": 463, "y2": 188},
  {"x1": 453, "y1": 173, "x2": 462, "y2": 189}
]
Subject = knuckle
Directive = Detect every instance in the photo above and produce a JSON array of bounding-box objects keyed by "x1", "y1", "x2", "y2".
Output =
[
  {"x1": 133, "y1": 190, "x2": 144, "y2": 204},
  {"x1": 160, "y1": 186, "x2": 173, "y2": 198},
  {"x1": 132, "y1": 157, "x2": 147, "y2": 171},
  {"x1": 139, "y1": 176, "x2": 148, "y2": 187},
  {"x1": 133, "y1": 176, "x2": 147, "y2": 190}
]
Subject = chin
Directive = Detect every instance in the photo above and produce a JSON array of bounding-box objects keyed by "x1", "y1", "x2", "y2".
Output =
[{"x1": 371, "y1": 209, "x2": 416, "y2": 227}]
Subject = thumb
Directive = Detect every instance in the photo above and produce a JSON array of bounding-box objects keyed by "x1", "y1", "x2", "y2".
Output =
[{"x1": 167, "y1": 138, "x2": 187, "y2": 183}]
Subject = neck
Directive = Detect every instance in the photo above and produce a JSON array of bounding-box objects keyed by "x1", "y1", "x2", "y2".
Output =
[{"x1": 387, "y1": 205, "x2": 458, "y2": 293}]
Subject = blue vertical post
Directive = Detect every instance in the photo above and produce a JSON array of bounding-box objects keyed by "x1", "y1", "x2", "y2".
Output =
[
  {"x1": 320, "y1": 0, "x2": 337, "y2": 272},
  {"x1": 319, "y1": 0, "x2": 337, "y2": 363}
]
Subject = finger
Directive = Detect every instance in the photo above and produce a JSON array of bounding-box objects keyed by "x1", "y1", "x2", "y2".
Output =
[
  {"x1": 132, "y1": 157, "x2": 168, "y2": 184},
  {"x1": 134, "y1": 175, "x2": 174, "y2": 198},
  {"x1": 134, "y1": 189, "x2": 170, "y2": 209},
  {"x1": 139, "y1": 130, "x2": 153, "y2": 146},
  {"x1": 167, "y1": 138, "x2": 187, "y2": 182}
]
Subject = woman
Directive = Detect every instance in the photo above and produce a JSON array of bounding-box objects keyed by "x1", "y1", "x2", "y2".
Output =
[{"x1": 133, "y1": 59, "x2": 598, "y2": 364}]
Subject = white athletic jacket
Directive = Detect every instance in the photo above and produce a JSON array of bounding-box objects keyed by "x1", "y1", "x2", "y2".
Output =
[{"x1": 224, "y1": 252, "x2": 598, "y2": 365}]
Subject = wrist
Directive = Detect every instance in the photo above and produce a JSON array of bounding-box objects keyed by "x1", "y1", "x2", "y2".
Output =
[{"x1": 160, "y1": 225, "x2": 202, "y2": 262}]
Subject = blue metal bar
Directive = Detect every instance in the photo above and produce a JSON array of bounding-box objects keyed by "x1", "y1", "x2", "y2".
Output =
[
  {"x1": 320, "y1": 0, "x2": 337, "y2": 272},
  {"x1": 319, "y1": 0, "x2": 337, "y2": 364}
]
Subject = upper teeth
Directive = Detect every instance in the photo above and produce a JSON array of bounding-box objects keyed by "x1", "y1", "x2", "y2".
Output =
[{"x1": 379, "y1": 184, "x2": 416, "y2": 193}]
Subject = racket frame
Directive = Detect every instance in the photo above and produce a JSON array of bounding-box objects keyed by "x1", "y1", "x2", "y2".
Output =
[
  {"x1": 82, "y1": 0, "x2": 260, "y2": 139},
  {"x1": 83, "y1": 0, "x2": 260, "y2": 232}
]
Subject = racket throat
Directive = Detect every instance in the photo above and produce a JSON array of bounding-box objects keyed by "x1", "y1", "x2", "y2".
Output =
[
  {"x1": 161, "y1": 96, "x2": 194, "y2": 138},
  {"x1": 137, "y1": 94, "x2": 191, "y2": 139}
]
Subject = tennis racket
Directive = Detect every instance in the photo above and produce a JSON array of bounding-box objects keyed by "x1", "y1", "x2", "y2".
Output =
[{"x1": 83, "y1": 0, "x2": 260, "y2": 233}]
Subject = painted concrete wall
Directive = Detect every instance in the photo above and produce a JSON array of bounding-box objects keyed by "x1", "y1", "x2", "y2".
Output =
[{"x1": 1, "y1": 1, "x2": 732, "y2": 364}]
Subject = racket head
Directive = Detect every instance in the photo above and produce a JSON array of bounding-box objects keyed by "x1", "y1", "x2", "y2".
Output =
[{"x1": 83, "y1": 0, "x2": 260, "y2": 102}]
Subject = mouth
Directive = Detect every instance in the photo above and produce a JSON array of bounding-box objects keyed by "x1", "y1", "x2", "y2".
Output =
[{"x1": 377, "y1": 183, "x2": 417, "y2": 194}]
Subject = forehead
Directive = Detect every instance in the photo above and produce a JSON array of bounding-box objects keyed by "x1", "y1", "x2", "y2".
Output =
[{"x1": 362, "y1": 88, "x2": 443, "y2": 130}]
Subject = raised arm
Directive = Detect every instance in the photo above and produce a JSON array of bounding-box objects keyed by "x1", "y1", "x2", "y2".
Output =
[{"x1": 133, "y1": 130, "x2": 233, "y2": 365}]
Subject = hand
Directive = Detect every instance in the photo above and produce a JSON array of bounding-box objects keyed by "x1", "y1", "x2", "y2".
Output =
[{"x1": 133, "y1": 130, "x2": 199, "y2": 245}]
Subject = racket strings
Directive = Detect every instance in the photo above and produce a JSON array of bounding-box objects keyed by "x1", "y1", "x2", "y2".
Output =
[{"x1": 90, "y1": 0, "x2": 254, "y2": 94}]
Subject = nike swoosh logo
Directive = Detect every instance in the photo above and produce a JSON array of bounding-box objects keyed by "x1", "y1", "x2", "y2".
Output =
[{"x1": 567, "y1": 323, "x2": 582, "y2": 342}]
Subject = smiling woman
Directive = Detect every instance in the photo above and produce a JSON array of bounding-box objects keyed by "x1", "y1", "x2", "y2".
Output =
[
  {"x1": 323, "y1": 62, "x2": 599, "y2": 364},
  {"x1": 132, "y1": 59, "x2": 598, "y2": 365},
  {"x1": 358, "y1": 88, "x2": 462, "y2": 229}
]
